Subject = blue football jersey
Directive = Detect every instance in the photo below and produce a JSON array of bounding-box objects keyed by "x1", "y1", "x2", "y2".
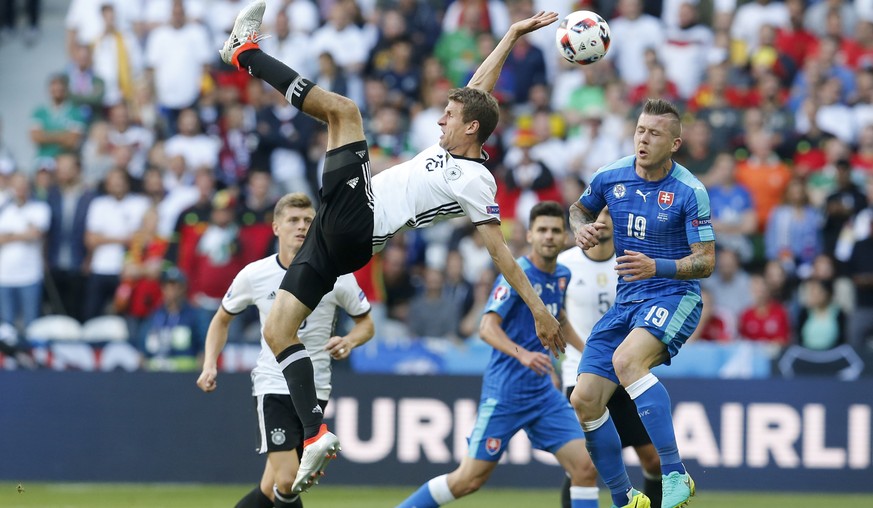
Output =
[
  {"x1": 579, "y1": 156, "x2": 715, "y2": 304},
  {"x1": 480, "y1": 257, "x2": 570, "y2": 402}
]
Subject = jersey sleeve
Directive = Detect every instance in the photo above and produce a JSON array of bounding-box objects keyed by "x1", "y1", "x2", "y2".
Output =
[
  {"x1": 335, "y1": 274, "x2": 372, "y2": 317},
  {"x1": 452, "y1": 170, "x2": 501, "y2": 225},
  {"x1": 684, "y1": 183, "x2": 716, "y2": 245},
  {"x1": 483, "y1": 275, "x2": 518, "y2": 320},
  {"x1": 578, "y1": 168, "x2": 607, "y2": 213},
  {"x1": 221, "y1": 266, "x2": 254, "y2": 315}
]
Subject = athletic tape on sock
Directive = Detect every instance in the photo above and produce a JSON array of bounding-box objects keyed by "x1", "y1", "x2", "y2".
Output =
[
  {"x1": 626, "y1": 373, "x2": 659, "y2": 400},
  {"x1": 427, "y1": 474, "x2": 456, "y2": 505}
]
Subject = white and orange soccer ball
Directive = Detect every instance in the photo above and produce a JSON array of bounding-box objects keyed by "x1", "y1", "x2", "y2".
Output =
[{"x1": 555, "y1": 10, "x2": 611, "y2": 65}]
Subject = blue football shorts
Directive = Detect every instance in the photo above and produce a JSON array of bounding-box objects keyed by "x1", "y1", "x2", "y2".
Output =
[
  {"x1": 578, "y1": 291, "x2": 702, "y2": 384},
  {"x1": 467, "y1": 387, "x2": 584, "y2": 461}
]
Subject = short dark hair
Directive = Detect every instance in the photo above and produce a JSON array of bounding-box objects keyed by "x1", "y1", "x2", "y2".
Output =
[
  {"x1": 448, "y1": 87, "x2": 499, "y2": 144},
  {"x1": 642, "y1": 98, "x2": 681, "y2": 137},
  {"x1": 274, "y1": 192, "x2": 313, "y2": 218},
  {"x1": 529, "y1": 200, "x2": 565, "y2": 228}
]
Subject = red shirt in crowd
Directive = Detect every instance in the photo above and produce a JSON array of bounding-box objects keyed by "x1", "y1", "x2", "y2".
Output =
[{"x1": 738, "y1": 302, "x2": 792, "y2": 345}]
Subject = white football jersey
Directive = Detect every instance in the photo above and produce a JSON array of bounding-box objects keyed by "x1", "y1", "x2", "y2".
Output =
[
  {"x1": 556, "y1": 247, "x2": 618, "y2": 389},
  {"x1": 371, "y1": 144, "x2": 501, "y2": 252},
  {"x1": 221, "y1": 255, "x2": 371, "y2": 399}
]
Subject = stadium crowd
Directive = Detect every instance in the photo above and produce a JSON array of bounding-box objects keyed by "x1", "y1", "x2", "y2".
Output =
[{"x1": 1, "y1": 0, "x2": 873, "y2": 371}]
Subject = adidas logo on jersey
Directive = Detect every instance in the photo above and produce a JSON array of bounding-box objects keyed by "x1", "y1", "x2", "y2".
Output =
[
  {"x1": 347, "y1": 177, "x2": 360, "y2": 189},
  {"x1": 312, "y1": 405, "x2": 323, "y2": 414},
  {"x1": 267, "y1": 291, "x2": 276, "y2": 300},
  {"x1": 356, "y1": 150, "x2": 367, "y2": 159}
]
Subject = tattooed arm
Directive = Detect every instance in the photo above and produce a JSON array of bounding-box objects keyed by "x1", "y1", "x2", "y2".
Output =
[
  {"x1": 616, "y1": 241, "x2": 716, "y2": 282},
  {"x1": 675, "y1": 241, "x2": 715, "y2": 280},
  {"x1": 569, "y1": 202, "x2": 606, "y2": 250}
]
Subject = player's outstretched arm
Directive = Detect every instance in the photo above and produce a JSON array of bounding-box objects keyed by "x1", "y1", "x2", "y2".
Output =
[
  {"x1": 466, "y1": 11, "x2": 559, "y2": 93},
  {"x1": 569, "y1": 202, "x2": 607, "y2": 250},
  {"x1": 476, "y1": 222, "x2": 565, "y2": 355},
  {"x1": 480, "y1": 312, "x2": 553, "y2": 375},
  {"x1": 196, "y1": 307, "x2": 235, "y2": 392}
]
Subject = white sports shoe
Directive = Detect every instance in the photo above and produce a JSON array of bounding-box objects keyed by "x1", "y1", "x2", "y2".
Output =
[
  {"x1": 292, "y1": 424, "x2": 341, "y2": 494},
  {"x1": 218, "y1": 0, "x2": 268, "y2": 68}
]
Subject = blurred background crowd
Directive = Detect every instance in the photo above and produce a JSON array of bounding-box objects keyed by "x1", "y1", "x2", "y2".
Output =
[{"x1": 0, "y1": 0, "x2": 872, "y2": 375}]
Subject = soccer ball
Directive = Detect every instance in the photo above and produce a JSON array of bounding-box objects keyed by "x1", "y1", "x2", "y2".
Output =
[{"x1": 555, "y1": 10, "x2": 611, "y2": 65}]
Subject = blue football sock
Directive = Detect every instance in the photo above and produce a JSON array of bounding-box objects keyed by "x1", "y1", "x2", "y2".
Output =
[
  {"x1": 396, "y1": 483, "x2": 438, "y2": 508},
  {"x1": 627, "y1": 374, "x2": 684, "y2": 473},
  {"x1": 396, "y1": 474, "x2": 455, "y2": 508},
  {"x1": 582, "y1": 410, "x2": 632, "y2": 507}
]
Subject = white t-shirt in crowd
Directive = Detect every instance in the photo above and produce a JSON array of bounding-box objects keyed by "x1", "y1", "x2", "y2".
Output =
[
  {"x1": 221, "y1": 255, "x2": 371, "y2": 400},
  {"x1": 145, "y1": 22, "x2": 212, "y2": 109},
  {"x1": 0, "y1": 200, "x2": 51, "y2": 287},
  {"x1": 85, "y1": 194, "x2": 150, "y2": 275}
]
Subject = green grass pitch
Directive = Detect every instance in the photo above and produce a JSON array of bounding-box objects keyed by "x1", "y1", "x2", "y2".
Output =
[{"x1": 2, "y1": 484, "x2": 872, "y2": 507}]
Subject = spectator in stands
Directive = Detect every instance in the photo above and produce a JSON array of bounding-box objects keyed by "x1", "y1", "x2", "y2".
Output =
[
  {"x1": 30, "y1": 74, "x2": 85, "y2": 164},
  {"x1": 257, "y1": 7, "x2": 314, "y2": 78},
  {"x1": 675, "y1": 117, "x2": 717, "y2": 177},
  {"x1": 608, "y1": 0, "x2": 665, "y2": 89},
  {"x1": 164, "y1": 166, "x2": 215, "y2": 272},
  {"x1": 765, "y1": 177, "x2": 823, "y2": 278},
  {"x1": 805, "y1": 0, "x2": 855, "y2": 38},
  {"x1": 216, "y1": 103, "x2": 252, "y2": 187},
  {"x1": 702, "y1": 246, "x2": 753, "y2": 324},
  {"x1": 796, "y1": 278, "x2": 846, "y2": 351},
  {"x1": 775, "y1": 0, "x2": 819, "y2": 72},
  {"x1": 91, "y1": 3, "x2": 143, "y2": 109},
  {"x1": 309, "y1": 1, "x2": 370, "y2": 76},
  {"x1": 46, "y1": 153, "x2": 95, "y2": 321},
  {"x1": 848, "y1": 212, "x2": 873, "y2": 351},
  {"x1": 251, "y1": 87, "x2": 316, "y2": 197},
  {"x1": 441, "y1": 0, "x2": 509, "y2": 40},
  {"x1": 80, "y1": 121, "x2": 115, "y2": 187},
  {"x1": 66, "y1": 43, "x2": 105, "y2": 125},
  {"x1": 823, "y1": 159, "x2": 868, "y2": 260},
  {"x1": 0, "y1": 173, "x2": 51, "y2": 332},
  {"x1": 115, "y1": 207, "x2": 168, "y2": 344},
  {"x1": 443, "y1": 250, "x2": 474, "y2": 322},
  {"x1": 381, "y1": 243, "x2": 416, "y2": 323},
  {"x1": 661, "y1": 1, "x2": 713, "y2": 100},
  {"x1": 188, "y1": 190, "x2": 245, "y2": 331},
  {"x1": 106, "y1": 103, "x2": 154, "y2": 182},
  {"x1": 704, "y1": 152, "x2": 758, "y2": 261},
  {"x1": 738, "y1": 274, "x2": 792, "y2": 346},
  {"x1": 237, "y1": 170, "x2": 277, "y2": 263},
  {"x1": 689, "y1": 287, "x2": 733, "y2": 342},
  {"x1": 731, "y1": 0, "x2": 790, "y2": 57},
  {"x1": 144, "y1": 0, "x2": 212, "y2": 137},
  {"x1": 139, "y1": 266, "x2": 205, "y2": 371},
  {"x1": 376, "y1": 37, "x2": 422, "y2": 107},
  {"x1": 83, "y1": 168, "x2": 150, "y2": 320},
  {"x1": 407, "y1": 267, "x2": 460, "y2": 339},
  {"x1": 434, "y1": 3, "x2": 484, "y2": 88},
  {"x1": 163, "y1": 108, "x2": 219, "y2": 174},
  {"x1": 735, "y1": 129, "x2": 793, "y2": 232}
]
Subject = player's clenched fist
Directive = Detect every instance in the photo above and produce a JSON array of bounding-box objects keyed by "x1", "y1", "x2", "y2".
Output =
[{"x1": 196, "y1": 368, "x2": 218, "y2": 392}]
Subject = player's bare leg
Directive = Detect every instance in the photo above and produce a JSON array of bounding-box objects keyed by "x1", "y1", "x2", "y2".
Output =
[
  {"x1": 554, "y1": 438, "x2": 607, "y2": 508},
  {"x1": 266, "y1": 450, "x2": 303, "y2": 508}
]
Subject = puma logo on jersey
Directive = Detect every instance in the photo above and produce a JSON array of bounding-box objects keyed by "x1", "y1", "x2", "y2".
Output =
[
  {"x1": 346, "y1": 177, "x2": 360, "y2": 188},
  {"x1": 356, "y1": 150, "x2": 367, "y2": 159},
  {"x1": 636, "y1": 189, "x2": 650, "y2": 202},
  {"x1": 312, "y1": 405, "x2": 323, "y2": 414},
  {"x1": 545, "y1": 282, "x2": 555, "y2": 292}
]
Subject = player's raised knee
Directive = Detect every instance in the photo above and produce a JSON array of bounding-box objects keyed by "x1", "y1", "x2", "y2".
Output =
[{"x1": 325, "y1": 93, "x2": 362, "y2": 125}]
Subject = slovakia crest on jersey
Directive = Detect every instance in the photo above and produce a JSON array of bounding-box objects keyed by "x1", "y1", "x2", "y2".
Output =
[
  {"x1": 658, "y1": 191, "x2": 675, "y2": 210},
  {"x1": 558, "y1": 277, "x2": 567, "y2": 291},
  {"x1": 613, "y1": 184, "x2": 626, "y2": 199},
  {"x1": 485, "y1": 437, "x2": 502, "y2": 455}
]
